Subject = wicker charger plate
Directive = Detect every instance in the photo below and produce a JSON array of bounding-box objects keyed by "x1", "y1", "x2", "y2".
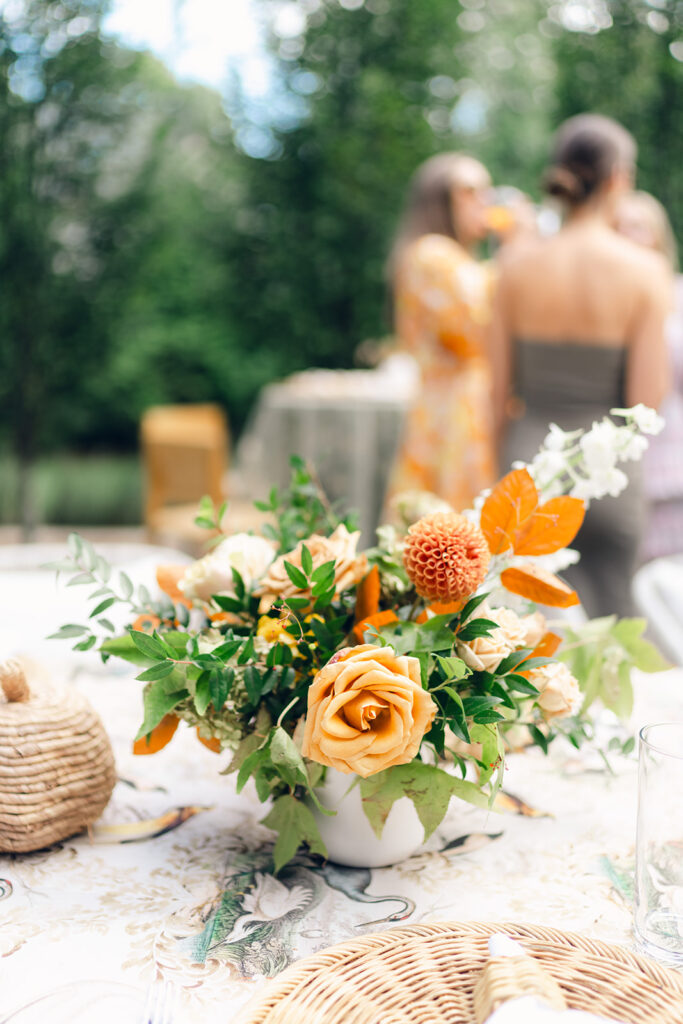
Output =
[{"x1": 234, "y1": 921, "x2": 683, "y2": 1024}]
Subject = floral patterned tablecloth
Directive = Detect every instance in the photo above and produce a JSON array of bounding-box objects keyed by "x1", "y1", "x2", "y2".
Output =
[{"x1": 1, "y1": 557, "x2": 682, "y2": 1022}]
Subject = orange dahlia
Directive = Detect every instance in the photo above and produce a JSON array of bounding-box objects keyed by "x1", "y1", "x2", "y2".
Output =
[{"x1": 402, "y1": 512, "x2": 491, "y2": 602}]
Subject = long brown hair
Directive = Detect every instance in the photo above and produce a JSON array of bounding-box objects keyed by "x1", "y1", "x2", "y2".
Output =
[
  {"x1": 543, "y1": 113, "x2": 636, "y2": 207},
  {"x1": 388, "y1": 153, "x2": 486, "y2": 280}
]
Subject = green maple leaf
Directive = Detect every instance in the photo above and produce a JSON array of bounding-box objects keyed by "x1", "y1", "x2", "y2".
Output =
[
  {"x1": 261, "y1": 794, "x2": 327, "y2": 873},
  {"x1": 359, "y1": 762, "x2": 489, "y2": 840}
]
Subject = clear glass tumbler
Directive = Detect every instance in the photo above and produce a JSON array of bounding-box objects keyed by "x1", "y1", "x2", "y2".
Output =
[{"x1": 634, "y1": 722, "x2": 683, "y2": 966}]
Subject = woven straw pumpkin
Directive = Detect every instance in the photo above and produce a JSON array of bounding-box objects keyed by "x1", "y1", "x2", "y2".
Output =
[{"x1": 0, "y1": 659, "x2": 116, "y2": 852}]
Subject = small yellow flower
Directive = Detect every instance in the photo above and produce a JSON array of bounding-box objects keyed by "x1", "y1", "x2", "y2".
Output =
[{"x1": 257, "y1": 615, "x2": 298, "y2": 649}]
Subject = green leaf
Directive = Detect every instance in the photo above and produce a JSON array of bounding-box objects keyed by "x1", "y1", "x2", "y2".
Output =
[
  {"x1": 98, "y1": 618, "x2": 116, "y2": 633},
  {"x1": 284, "y1": 561, "x2": 308, "y2": 589},
  {"x1": 458, "y1": 592, "x2": 491, "y2": 623},
  {"x1": 119, "y1": 571, "x2": 134, "y2": 600},
  {"x1": 529, "y1": 725, "x2": 550, "y2": 755},
  {"x1": 457, "y1": 618, "x2": 499, "y2": 642},
  {"x1": 496, "y1": 648, "x2": 534, "y2": 676},
  {"x1": 231, "y1": 567, "x2": 246, "y2": 601},
  {"x1": 136, "y1": 661, "x2": 175, "y2": 682},
  {"x1": 135, "y1": 679, "x2": 189, "y2": 740},
  {"x1": 236, "y1": 747, "x2": 270, "y2": 793},
  {"x1": 223, "y1": 708, "x2": 272, "y2": 775},
  {"x1": 311, "y1": 559, "x2": 336, "y2": 584},
  {"x1": 612, "y1": 619, "x2": 670, "y2": 672},
  {"x1": 506, "y1": 673, "x2": 540, "y2": 695},
  {"x1": 67, "y1": 533, "x2": 83, "y2": 558},
  {"x1": 100, "y1": 633, "x2": 153, "y2": 666},
  {"x1": 89, "y1": 597, "x2": 116, "y2": 619},
  {"x1": 129, "y1": 629, "x2": 168, "y2": 660},
  {"x1": 73, "y1": 635, "x2": 97, "y2": 652},
  {"x1": 210, "y1": 667, "x2": 233, "y2": 710},
  {"x1": 212, "y1": 595, "x2": 243, "y2": 613},
  {"x1": 48, "y1": 624, "x2": 88, "y2": 639},
  {"x1": 435, "y1": 655, "x2": 470, "y2": 682},
  {"x1": 244, "y1": 665, "x2": 263, "y2": 705},
  {"x1": 269, "y1": 726, "x2": 308, "y2": 790},
  {"x1": 67, "y1": 572, "x2": 96, "y2": 587},
  {"x1": 261, "y1": 795, "x2": 327, "y2": 873},
  {"x1": 359, "y1": 762, "x2": 488, "y2": 840},
  {"x1": 194, "y1": 671, "x2": 212, "y2": 715},
  {"x1": 301, "y1": 544, "x2": 313, "y2": 577}
]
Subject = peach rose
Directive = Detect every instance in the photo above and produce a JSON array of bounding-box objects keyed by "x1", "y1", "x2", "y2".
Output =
[
  {"x1": 488, "y1": 607, "x2": 528, "y2": 650},
  {"x1": 456, "y1": 629, "x2": 513, "y2": 674},
  {"x1": 527, "y1": 662, "x2": 582, "y2": 720},
  {"x1": 301, "y1": 645, "x2": 437, "y2": 778},
  {"x1": 257, "y1": 524, "x2": 367, "y2": 611}
]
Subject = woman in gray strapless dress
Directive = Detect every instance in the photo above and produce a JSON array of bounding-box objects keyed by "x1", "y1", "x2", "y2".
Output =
[
  {"x1": 491, "y1": 115, "x2": 671, "y2": 618},
  {"x1": 504, "y1": 341, "x2": 643, "y2": 617}
]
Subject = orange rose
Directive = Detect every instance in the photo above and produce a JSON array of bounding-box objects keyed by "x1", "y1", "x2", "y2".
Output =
[{"x1": 301, "y1": 645, "x2": 437, "y2": 778}]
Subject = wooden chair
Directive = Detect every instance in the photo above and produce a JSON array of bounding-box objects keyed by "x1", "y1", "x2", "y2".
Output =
[{"x1": 140, "y1": 404, "x2": 229, "y2": 553}]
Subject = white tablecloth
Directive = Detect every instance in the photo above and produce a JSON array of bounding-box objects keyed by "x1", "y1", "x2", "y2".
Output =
[{"x1": 1, "y1": 550, "x2": 681, "y2": 1022}]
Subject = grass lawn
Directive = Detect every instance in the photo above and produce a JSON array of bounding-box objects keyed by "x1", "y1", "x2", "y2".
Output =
[{"x1": 0, "y1": 453, "x2": 143, "y2": 526}]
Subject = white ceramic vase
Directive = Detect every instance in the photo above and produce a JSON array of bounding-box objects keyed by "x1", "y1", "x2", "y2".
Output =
[{"x1": 311, "y1": 767, "x2": 425, "y2": 868}]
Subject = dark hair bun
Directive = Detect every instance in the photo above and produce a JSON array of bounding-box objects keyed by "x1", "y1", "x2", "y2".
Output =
[{"x1": 542, "y1": 165, "x2": 587, "y2": 203}]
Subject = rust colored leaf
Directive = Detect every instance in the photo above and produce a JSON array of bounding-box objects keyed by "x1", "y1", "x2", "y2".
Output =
[
  {"x1": 417, "y1": 599, "x2": 464, "y2": 623},
  {"x1": 133, "y1": 714, "x2": 179, "y2": 755},
  {"x1": 501, "y1": 565, "x2": 579, "y2": 608},
  {"x1": 480, "y1": 468, "x2": 538, "y2": 555},
  {"x1": 531, "y1": 631, "x2": 563, "y2": 659},
  {"x1": 156, "y1": 565, "x2": 192, "y2": 606},
  {"x1": 132, "y1": 613, "x2": 162, "y2": 633},
  {"x1": 513, "y1": 497, "x2": 585, "y2": 556},
  {"x1": 517, "y1": 631, "x2": 564, "y2": 677},
  {"x1": 196, "y1": 728, "x2": 221, "y2": 753},
  {"x1": 353, "y1": 609, "x2": 399, "y2": 643},
  {"x1": 354, "y1": 565, "x2": 381, "y2": 624}
]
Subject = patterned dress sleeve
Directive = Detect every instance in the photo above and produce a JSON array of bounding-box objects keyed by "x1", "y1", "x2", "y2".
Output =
[{"x1": 395, "y1": 235, "x2": 491, "y2": 362}]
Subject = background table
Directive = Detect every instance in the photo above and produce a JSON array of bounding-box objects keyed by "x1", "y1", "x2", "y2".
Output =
[
  {"x1": 1, "y1": 549, "x2": 681, "y2": 1022},
  {"x1": 235, "y1": 360, "x2": 417, "y2": 544}
]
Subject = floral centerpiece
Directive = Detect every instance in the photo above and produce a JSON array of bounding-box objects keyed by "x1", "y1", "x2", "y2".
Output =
[{"x1": 51, "y1": 406, "x2": 667, "y2": 871}]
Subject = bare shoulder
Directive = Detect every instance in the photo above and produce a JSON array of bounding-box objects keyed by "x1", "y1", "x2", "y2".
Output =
[{"x1": 495, "y1": 234, "x2": 549, "y2": 285}]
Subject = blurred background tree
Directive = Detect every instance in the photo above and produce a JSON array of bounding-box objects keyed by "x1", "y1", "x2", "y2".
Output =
[{"x1": 1, "y1": 0, "x2": 681, "y2": 526}]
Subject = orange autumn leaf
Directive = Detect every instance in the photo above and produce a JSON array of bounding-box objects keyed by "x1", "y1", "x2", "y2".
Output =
[
  {"x1": 501, "y1": 565, "x2": 580, "y2": 608},
  {"x1": 196, "y1": 728, "x2": 221, "y2": 753},
  {"x1": 132, "y1": 612, "x2": 162, "y2": 633},
  {"x1": 353, "y1": 610, "x2": 398, "y2": 643},
  {"x1": 156, "y1": 565, "x2": 192, "y2": 606},
  {"x1": 531, "y1": 631, "x2": 563, "y2": 659},
  {"x1": 517, "y1": 631, "x2": 564, "y2": 677},
  {"x1": 513, "y1": 497, "x2": 585, "y2": 557},
  {"x1": 133, "y1": 714, "x2": 179, "y2": 755},
  {"x1": 417, "y1": 599, "x2": 465, "y2": 623},
  {"x1": 354, "y1": 565, "x2": 381, "y2": 624},
  {"x1": 480, "y1": 468, "x2": 538, "y2": 555}
]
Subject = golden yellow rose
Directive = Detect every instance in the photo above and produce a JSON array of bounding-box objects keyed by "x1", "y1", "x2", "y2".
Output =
[
  {"x1": 301, "y1": 645, "x2": 437, "y2": 778},
  {"x1": 256, "y1": 524, "x2": 367, "y2": 611}
]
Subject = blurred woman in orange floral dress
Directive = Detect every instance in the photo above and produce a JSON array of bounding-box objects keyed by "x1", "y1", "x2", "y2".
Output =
[{"x1": 385, "y1": 153, "x2": 496, "y2": 516}]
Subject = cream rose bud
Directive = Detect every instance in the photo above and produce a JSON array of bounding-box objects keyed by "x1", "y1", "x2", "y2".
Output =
[
  {"x1": 180, "y1": 533, "x2": 276, "y2": 603},
  {"x1": 527, "y1": 663, "x2": 582, "y2": 720},
  {"x1": 521, "y1": 611, "x2": 546, "y2": 650},
  {"x1": 489, "y1": 607, "x2": 528, "y2": 650},
  {"x1": 301, "y1": 645, "x2": 437, "y2": 778},
  {"x1": 457, "y1": 629, "x2": 513, "y2": 673}
]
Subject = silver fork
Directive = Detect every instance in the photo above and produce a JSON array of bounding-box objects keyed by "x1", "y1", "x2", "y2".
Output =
[{"x1": 139, "y1": 978, "x2": 178, "y2": 1024}]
